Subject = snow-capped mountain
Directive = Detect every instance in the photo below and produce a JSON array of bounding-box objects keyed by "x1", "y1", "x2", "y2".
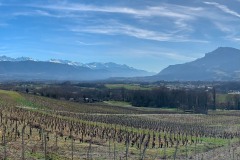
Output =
[
  {"x1": 48, "y1": 60, "x2": 137, "y2": 71},
  {"x1": 49, "y1": 59, "x2": 83, "y2": 66},
  {"x1": 0, "y1": 55, "x2": 154, "y2": 81},
  {"x1": 0, "y1": 55, "x2": 16, "y2": 61},
  {"x1": 84, "y1": 62, "x2": 134, "y2": 70},
  {"x1": 0, "y1": 56, "x2": 34, "y2": 62}
]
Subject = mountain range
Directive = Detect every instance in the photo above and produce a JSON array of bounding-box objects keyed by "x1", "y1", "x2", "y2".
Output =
[
  {"x1": 0, "y1": 47, "x2": 239, "y2": 81},
  {"x1": 0, "y1": 56, "x2": 154, "y2": 81}
]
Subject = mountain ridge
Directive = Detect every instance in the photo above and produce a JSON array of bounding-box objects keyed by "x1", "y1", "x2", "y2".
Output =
[
  {"x1": 0, "y1": 56, "x2": 154, "y2": 81},
  {"x1": 155, "y1": 47, "x2": 240, "y2": 81},
  {"x1": 0, "y1": 55, "x2": 153, "y2": 73}
]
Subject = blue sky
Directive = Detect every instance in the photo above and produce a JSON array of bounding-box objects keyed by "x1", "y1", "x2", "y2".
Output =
[{"x1": 0, "y1": 0, "x2": 240, "y2": 72}]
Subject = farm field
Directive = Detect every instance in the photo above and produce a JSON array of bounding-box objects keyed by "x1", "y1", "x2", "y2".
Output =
[
  {"x1": 0, "y1": 90, "x2": 240, "y2": 159},
  {"x1": 105, "y1": 84, "x2": 153, "y2": 90}
]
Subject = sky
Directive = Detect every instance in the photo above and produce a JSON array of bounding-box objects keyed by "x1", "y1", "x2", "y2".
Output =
[{"x1": 0, "y1": 0, "x2": 240, "y2": 73}]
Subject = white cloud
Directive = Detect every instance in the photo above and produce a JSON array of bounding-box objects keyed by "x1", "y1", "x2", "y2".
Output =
[
  {"x1": 11, "y1": 10, "x2": 73, "y2": 18},
  {"x1": 27, "y1": 2, "x2": 236, "y2": 42},
  {"x1": 227, "y1": 35, "x2": 240, "y2": 43},
  {"x1": 14, "y1": 2, "x2": 219, "y2": 43},
  {"x1": 4, "y1": 1, "x2": 237, "y2": 44},
  {"x1": 214, "y1": 22, "x2": 233, "y2": 33},
  {"x1": 30, "y1": 3, "x2": 199, "y2": 21},
  {"x1": 204, "y1": 2, "x2": 240, "y2": 18},
  {"x1": 213, "y1": 22, "x2": 240, "y2": 43},
  {"x1": 128, "y1": 48, "x2": 198, "y2": 61},
  {"x1": 156, "y1": 52, "x2": 197, "y2": 61},
  {"x1": 233, "y1": 37, "x2": 240, "y2": 41},
  {"x1": 77, "y1": 25, "x2": 171, "y2": 41},
  {"x1": 70, "y1": 21, "x2": 208, "y2": 43}
]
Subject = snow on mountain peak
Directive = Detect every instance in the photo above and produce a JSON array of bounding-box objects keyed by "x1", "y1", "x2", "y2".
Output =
[
  {"x1": 0, "y1": 55, "x2": 146, "y2": 73},
  {"x1": 0, "y1": 55, "x2": 35, "y2": 61}
]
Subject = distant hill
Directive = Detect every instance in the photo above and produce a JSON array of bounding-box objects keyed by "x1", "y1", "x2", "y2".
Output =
[
  {"x1": 153, "y1": 47, "x2": 240, "y2": 81},
  {"x1": 0, "y1": 56, "x2": 154, "y2": 81}
]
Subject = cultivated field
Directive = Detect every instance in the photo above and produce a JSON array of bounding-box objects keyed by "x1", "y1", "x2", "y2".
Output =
[{"x1": 0, "y1": 90, "x2": 240, "y2": 159}]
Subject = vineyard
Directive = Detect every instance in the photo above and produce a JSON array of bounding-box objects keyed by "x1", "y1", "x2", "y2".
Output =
[{"x1": 0, "y1": 90, "x2": 240, "y2": 159}]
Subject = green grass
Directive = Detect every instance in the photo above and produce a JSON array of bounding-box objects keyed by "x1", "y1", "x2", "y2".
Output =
[
  {"x1": 0, "y1": 89, "x2": 22, "y2": 98},
  {"x1": 27, "y1": 151, "x2": 66, "y2": 160},
  {"x1": 216, "y1": 93, "x2": 238, "y2": 104},
  {"x1": 216, "y1": 94, "x2": 229, "y2": 103},
  {"x1": 104, "y1": 100, "x2": 182, "y2": 113},
  {"x1": 0, "y1": 89, "x2": 46, "y2": 110},
  {"x1": 104, "y1": 100, "x2": 132, "y2": 107},
  {"x1": 105, "y1": 84, "x2": 152, "y2": 90},
  {"x1": 17, "y1": 98, "x2": 46, "y2": 109},
  {"x1": 0, "y1": 89, "x2": 25, "y2": 106}
]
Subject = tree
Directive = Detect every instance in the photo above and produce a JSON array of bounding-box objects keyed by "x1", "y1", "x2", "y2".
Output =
[{"x1": 212, "y1": 87, "x2": 216, "y2": 110}]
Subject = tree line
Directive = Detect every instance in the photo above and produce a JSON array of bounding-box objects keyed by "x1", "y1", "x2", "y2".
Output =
[
  {"x1": 21, "y1": 84, "x2": 213, "y2": 114},
  {"x1": 1, "y1": 82, "x2": 231, "y2": 114}
]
